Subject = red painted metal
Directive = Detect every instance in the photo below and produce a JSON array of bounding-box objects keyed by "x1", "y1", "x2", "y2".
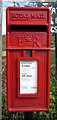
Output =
[{"x1": 6, "y1": 7, "x2": 51, "y2": 112}]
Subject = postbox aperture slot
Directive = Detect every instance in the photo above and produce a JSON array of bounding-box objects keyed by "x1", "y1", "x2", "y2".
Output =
[{"x1": 10, "y1": 25, "x2": 47, "y2": 32}]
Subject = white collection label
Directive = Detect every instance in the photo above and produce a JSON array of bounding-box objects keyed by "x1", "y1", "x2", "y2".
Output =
[{"x1": 20, "y1": 61, "x2": 38, "y2": 94}]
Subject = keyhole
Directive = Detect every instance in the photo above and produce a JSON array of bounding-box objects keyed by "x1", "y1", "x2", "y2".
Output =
[{"x1": 26, "y1": 50, "x2": 32, "y2": 57}]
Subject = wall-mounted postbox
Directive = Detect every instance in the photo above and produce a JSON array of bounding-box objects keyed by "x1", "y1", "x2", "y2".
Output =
[{"x1": 6, "y1": 7, "x2": 51, "y2": 112}]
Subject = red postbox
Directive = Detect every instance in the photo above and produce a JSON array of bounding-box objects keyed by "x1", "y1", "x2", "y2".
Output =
[{"x1": 6, "y1": 7, "x2": 51, "y2": 112}]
